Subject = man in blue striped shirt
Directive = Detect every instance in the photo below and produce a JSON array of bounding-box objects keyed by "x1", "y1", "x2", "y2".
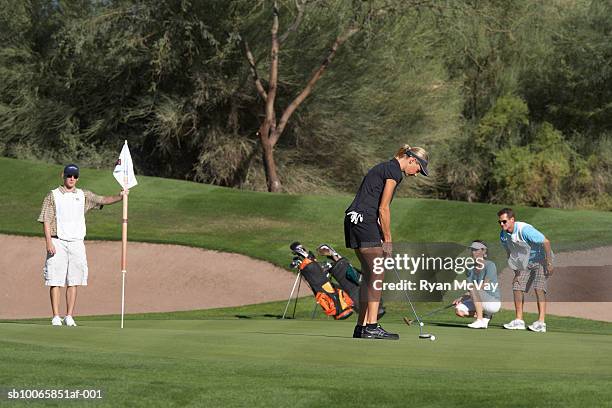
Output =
[{"x1": 498, "y1": 208, "x2": 554, "y2": 333}]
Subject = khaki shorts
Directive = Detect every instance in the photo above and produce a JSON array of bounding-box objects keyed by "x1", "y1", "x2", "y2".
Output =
[
  {"x1": 513, "y1": 262, "x2": 547, "y2": 293},
  {"x1": 44, "y1": 238, "x2": 88, "y2": 287}
]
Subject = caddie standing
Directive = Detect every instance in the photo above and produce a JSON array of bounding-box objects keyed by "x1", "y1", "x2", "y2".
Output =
[
  {"x1": 38, "y1": 164, "x2": 126, "y2": 326},
  {"x1": 497, "y1": 208, "x2": 554, "y2": 333}
]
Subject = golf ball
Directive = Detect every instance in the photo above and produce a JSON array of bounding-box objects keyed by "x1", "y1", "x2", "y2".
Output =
[
  {"x1": 419, "y1": 322, "x2": 424, "y2": 327},
  {"x1": 430, "y1": 335, "x2": 436, "y2": 341}
]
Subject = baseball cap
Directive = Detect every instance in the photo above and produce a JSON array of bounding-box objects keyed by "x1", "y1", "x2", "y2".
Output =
[
  {"x1": 63, "y1": 164, "x2": 79, "y2": 177},
  {"x1": 406, "y1": 150, "x2": 429, "y2": 176},
  {"x1": 468, "y1": 241, "x2": 487, "y2": 251}
]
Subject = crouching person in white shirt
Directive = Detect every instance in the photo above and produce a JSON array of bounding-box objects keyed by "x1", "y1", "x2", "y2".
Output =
[{"x1": 453, "y1": 240, "x2": 501, "y2": 329}]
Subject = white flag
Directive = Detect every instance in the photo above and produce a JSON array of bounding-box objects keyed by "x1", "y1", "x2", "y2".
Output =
[{"x1": 113, "y1": 140, "x2": 138, "y2": 189}]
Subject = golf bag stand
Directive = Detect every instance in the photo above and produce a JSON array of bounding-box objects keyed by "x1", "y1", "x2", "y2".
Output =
[{"x1": 282, "y1": 271, "x2": 303, "y2": 319}]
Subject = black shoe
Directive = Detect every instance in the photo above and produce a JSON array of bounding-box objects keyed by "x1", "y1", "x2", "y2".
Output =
[
  {"x1": 362, "y1": 324, "x2": 399, "y2": 340},
  {"x1": 352, "y1": 325, "x2": 364, "y2": 338}
]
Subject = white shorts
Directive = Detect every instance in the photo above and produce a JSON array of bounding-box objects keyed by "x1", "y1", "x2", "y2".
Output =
[
  {"x1": 456, "y1": 298, "x2": 500, "y2": 315},
  {"x1": 44, "y1": 238, "x2": 88, "y2": 287}
]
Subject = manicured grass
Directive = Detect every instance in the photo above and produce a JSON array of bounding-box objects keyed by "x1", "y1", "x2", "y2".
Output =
[
  {"x1": 12, "y1": 299, "x2": 608, "y2": 336},
  {"x1": 2, "y1": 306, "x2": 612, "y2": 408},
  {"x1": 2, "y1": 157, "x2": 611, "y2": 406},
  {"x1": 1, "y1": 157, "x2": 611, "y2": 268}
]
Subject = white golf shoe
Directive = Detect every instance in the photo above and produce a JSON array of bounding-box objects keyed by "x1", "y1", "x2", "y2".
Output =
[
  {"x1": 64, "y1": 315, "x2": 77, "y2": 327},
  {"x1": 467, "y1": 318, "x2": 490, "y2": 329},
  {"x1": 503, "y1": 319, "x2": 526, "y2": 330},
  {"x1": 528, "y1": 321, "x2": 547, "y2": 333},
  {"x1": 51, "y1": 316, "x2": 63, "y2": 326}
]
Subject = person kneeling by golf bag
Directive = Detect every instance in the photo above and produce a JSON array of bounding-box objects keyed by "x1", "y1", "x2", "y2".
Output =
[{"x1": 290, "y1": 242, "x2": 354, "y2": 320}]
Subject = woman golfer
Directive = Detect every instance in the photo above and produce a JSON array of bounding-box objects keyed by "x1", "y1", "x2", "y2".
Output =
[{"x1": 345, "y1": 144, "x2": 429, "y2": 339}]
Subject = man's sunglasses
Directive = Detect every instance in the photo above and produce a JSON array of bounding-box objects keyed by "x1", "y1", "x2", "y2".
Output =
[
  {"x1": 64, "y1": 174, "x2": 79, "y2": 179},
  {"x1": 498, "y1": 220, "x2": 508, "y2": 225}
]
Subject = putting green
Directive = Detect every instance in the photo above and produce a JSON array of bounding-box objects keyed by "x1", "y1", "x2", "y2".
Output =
[{"x1": 2, "y1": 318, "x2": 611, "y2": 407}]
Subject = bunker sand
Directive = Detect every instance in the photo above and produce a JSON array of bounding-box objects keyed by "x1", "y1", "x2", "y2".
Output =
[{"x1": 0, "y1": 234, "x2": 298, "y2": 319}]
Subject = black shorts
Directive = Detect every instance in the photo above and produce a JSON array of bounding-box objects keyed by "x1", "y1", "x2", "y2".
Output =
[{"x1": 344, "y1": 213, "x2": 382, "y2": 249}]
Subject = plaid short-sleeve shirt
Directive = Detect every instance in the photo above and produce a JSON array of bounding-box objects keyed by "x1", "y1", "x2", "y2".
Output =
[{"x1": 37, "y1": 186, "x2": 105, "y2": 236}]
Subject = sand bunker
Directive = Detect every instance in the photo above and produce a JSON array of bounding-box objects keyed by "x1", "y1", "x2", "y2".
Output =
[
  {"x1": 0, "y1": 234, "x2": 297, "y2": 319},
  {"x1": 1, "y1": 234, "x2": 611, "y2": 322}
]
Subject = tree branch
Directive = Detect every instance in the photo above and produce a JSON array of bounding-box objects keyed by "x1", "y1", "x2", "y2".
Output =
[
  {"x1": 264, "y1": 1, "x2": 280, "y2": 140},
  {"x1": 279, "y1": 0, "x2": 307, "y2": 44},
  {"x1": 271, "y1": 25, "x2": 359, "y2": 146},
  {"x1": 241, "y1": 37, "x2": 267, "y2": 101}
]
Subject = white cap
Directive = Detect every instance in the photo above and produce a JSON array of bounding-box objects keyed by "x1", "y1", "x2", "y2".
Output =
[{"x1": 468, "y1": 241, "x2": 487, "y2": 251}]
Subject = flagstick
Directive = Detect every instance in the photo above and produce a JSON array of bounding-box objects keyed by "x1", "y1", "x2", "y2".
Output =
[
  {"x1": 120, "y1": 178, "x2": 128, "y2": 329},
  {"x1": 115, "y1": 139, "x2": 136, "y2": 329}
]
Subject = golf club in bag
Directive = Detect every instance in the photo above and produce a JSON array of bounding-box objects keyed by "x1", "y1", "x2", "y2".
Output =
[
  {"x1": 390, "y1": 267, "x2": 437, "y2": 341},
  {"x1": 283, "y1": 242, "x2": 354, "y2": 320}
]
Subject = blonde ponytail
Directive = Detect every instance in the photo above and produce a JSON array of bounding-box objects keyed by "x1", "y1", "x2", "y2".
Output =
[
  {"x1": 396, "y1": 144, "x2": 429, "y2": 163},
  {"x1": 395, "y1": 144, "x2": 411, "y2": 157}
]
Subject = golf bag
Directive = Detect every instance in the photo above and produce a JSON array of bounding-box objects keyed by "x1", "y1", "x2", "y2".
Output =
[
  {"x1": 328, "y1": 257, "x2": 361, "y2": 308},
  {"x1": 290, "y1": 243, "x2": 354, "y2": 320},
  {"x1": 320, "y1": 249, "x2": 386, "y2": 320}
]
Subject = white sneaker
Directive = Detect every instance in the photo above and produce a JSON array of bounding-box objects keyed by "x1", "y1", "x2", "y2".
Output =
[
  {"x1": 468, "y1": 319, "x2": 489, "y2": 329},
  {"x1": 503, "y1": 319, "x2": 526, "y2": 330},
  {"x1": 64, "y1": 315, "x2": 77, "y2": 327},
  {"x1": 51, "y1": 316, "x2": 63, "y2": 326},
  {"x1": 528, "y1": 321, "x2": 547, "y2": 333}
]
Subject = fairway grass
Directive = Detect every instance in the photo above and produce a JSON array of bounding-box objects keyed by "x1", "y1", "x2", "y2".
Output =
[
  {"x1": 1, "y1": 157, "x2": 612, "y2": 268},
  {"x1": 2, "y1": 317, "x2": 612, "y2": 408}
]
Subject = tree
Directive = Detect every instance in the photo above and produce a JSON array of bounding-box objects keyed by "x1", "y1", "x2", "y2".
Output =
[
  {"x1": 521, "y1": 0, "x2": 612, "y2": 142},
  {"x1": 240, "y1": 0, "x2": 361, "y2": 192}
]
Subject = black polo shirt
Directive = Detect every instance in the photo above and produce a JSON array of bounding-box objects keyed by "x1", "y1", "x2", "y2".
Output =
[{"x1": 345, "y1": 159, "x2": 403, "y2": 222}]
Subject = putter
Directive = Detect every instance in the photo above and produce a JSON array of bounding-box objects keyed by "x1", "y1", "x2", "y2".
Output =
[
  {"x1": 403, "y1": 302, "x2": 456, "y2": 326},
  {"x1": 390, "y1": 267, "x2": 436, "y2": 341},
  {"x1": 403, "y1": 305, "x2": 452, "y2": 326}
]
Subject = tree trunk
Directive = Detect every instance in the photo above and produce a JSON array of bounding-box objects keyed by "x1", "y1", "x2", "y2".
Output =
[
  {"x1": 242, "y1": 1, "x2": 359, "y2": 192},
  {"x1": 260, "y1": 132, "x2": 281, "y2": 192},
  {"x1": 260, "y1": 2, "x2": 281, "y2": 192}
]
